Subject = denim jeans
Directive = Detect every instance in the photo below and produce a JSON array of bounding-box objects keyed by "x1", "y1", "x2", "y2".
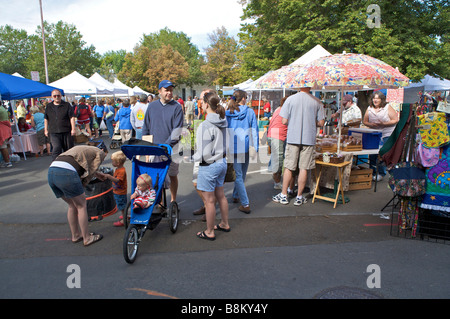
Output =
[
  {"x1": 232, "y1": 153, "x2": 250, "y2": 206},
  {"x1": 105, "y1": 119, "x2": 114, "y2": 137},
  {"x1": 369, "y1": 136, "x2": 389, "y2": 176},
  {"x1": 135, "y1": 128, "x2": 143, "y2": 140}
]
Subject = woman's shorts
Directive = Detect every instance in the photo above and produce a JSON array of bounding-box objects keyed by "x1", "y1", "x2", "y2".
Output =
[
  {"x1": 36, "y1": 129, "x2": 49, "y2": 145},
  {"x1": 268, "y1": 137, "x2": 285, "y2": 174},
  {"x1": 196, "y1": 159, "x2": 227, "y2": 192},
  {"x1": 114, "y1": 194, "x2": 127, "y2": 210},
  {"x1": 48, "y1": 167, "x2": 84, "y2": 199}
]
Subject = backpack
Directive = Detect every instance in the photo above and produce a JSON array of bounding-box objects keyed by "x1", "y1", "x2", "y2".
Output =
[{"x1": 76, "y1": 104, "x2": 89, "y2": 118}]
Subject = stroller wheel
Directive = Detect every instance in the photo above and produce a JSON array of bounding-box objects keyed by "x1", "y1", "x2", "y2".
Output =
[
  {"x1": 123, "y1": 201, "x2": 131, "y2": 229},
  {"x1": 123, "y1": 224, "x2": 141, "y2": 264},
  {"x1": 168, "y1": 201, "x2": 179, "y2": 233}
]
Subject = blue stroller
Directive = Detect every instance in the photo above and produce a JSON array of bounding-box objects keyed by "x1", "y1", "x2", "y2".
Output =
[{"x1": 121, "y1": 140, "x2": 179, "y2": 264}]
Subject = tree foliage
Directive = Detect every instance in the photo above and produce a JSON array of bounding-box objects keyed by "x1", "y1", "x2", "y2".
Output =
[
  {"x1": 141, "y1": 27, "x2": 204, "y2": 87},
  {"x1": 27, "y1": 21, "x2": 100, "y2": 82},
  {"x1": 98, "y1": 50, "x2": 127, "y2": 81},
  {"x1": 119, "y1": 44, "x2": 189, "y2": 93},
  {"x1": 203, "y1": 26, "x2": 243, "y2": 86},
  {"x1": 0, "y1": 25, "x2": 30, "y2": 76},
  {"x1": 239, "y1": 0, "x2": 449, "y2": 81}
]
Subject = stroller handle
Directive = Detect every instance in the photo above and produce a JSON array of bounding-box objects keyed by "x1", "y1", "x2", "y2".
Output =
[{"x1": 120, "y1": 139, "x2": 172, "y2": 160}]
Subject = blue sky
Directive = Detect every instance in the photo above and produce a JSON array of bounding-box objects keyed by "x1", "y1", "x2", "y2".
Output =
[{"x1": 1, "y1": 0, "x2": 246, "y2": 54}]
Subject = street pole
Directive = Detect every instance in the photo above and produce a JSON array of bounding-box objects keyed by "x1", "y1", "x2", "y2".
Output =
[{"x1": 39, "y1": 0, "x2": 49, "y2": 84}]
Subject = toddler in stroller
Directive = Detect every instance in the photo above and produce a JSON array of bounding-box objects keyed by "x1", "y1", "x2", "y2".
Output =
[{"x1": 131, "y1": 173, "x2": 156, "y2": 209}]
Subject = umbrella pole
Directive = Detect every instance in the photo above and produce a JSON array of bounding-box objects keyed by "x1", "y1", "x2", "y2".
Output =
[
  {"x1": 258, "y1": 89, "x2": 262, "y2": 124},
  {"x1": 337, "y1": 87, "x2": 344, "y2": 153}
]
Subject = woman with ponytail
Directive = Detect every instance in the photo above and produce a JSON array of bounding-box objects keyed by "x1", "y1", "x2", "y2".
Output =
[
  {"x1": 193, "y1": 92, "x2": 230, "y2": 240},
  {"x1": 226, "y1": 89, "x2": 259, "y2": 214}
]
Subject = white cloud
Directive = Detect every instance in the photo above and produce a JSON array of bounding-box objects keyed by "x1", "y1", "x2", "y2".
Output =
[{"x1": 1, "y1": 0, "x2": 245, "y2": 54}]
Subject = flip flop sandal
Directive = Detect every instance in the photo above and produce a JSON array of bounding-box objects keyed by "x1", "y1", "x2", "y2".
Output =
[
  {"x1": 84, "y1": 233, "x2": 103, "y2": 246},
  {"x1": 215, "y1": 224, "x2": 231, "y2": 232},
  {"x1": 72, "y1": 237, "x2": 83, "y2": 243},
  {"x1": 197, "y1": 231, "x2": 215, "y2": 241}
]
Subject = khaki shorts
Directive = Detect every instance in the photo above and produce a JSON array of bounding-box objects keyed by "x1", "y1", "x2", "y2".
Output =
[{"x1": 284, "y1": 144, "x2": 315, "y2": 171}]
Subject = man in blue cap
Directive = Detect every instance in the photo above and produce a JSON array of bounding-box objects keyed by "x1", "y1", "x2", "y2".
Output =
[{"x1": 142, "y1": 80, "x2": 184, "y2": 203}]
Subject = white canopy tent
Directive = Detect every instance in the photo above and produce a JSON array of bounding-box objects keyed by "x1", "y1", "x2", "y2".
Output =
[
  {"x1": 403, "y1": 74, "x2": 450, "y2": 103},
  {"x1": 289, "y1": 44, "x2": 332, "y2": 66},
  {"x1": 89, "y1": 73, "x2": 129, "y2": 96},
  {"x1": 113, "y1": 78, "x2": 135, "y2": 96},
  {"x1": 49, "y1": 71, "x2": 113, "y2": 97},
  {"x1": 133, "y1": 86, "x2": 151, "y2": 96}
]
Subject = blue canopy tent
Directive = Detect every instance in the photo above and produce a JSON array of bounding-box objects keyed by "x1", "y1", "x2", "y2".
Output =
[
  {"x1": 0, "y1": 72, "x2": 65, "y2": 160},
  {"x1": 0, "y1": 72, "x2": 64, "y2": 100}
]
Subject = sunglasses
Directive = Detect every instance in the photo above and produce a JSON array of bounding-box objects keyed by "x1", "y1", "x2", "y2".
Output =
[{"x1": 52, "y1": 95, "x2": 61, "y2": 97}]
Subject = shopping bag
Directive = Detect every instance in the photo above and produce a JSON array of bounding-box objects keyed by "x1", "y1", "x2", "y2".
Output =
[
  {"x1": 388, "y1": 162, "x2": 426, "y2": 197},
  {"x1": 224, "y1": 163, "x2": 236, "y2": 182}
]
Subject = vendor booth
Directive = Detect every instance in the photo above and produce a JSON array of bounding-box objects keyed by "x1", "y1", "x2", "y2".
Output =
[{"x1": 0, "y1": 72, "x2": 65, "y2": 160}]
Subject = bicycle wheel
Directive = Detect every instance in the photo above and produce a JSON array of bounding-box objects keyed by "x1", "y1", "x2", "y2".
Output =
[
  {"x1": 168, "y1": 201, "x2": 179, "y2": 233},
  {"x1": 123, "y1": 224, "x2": 140, "y2": 264}
]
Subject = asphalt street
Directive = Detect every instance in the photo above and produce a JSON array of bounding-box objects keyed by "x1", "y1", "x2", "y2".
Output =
[{"x1": 0, "y1": 139, "x2": 449, "y2": 300}]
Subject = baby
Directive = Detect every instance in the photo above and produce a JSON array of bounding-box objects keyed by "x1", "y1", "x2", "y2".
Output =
[{"x1": 131, "y1": 173, "x2": 156, "y2": 209}]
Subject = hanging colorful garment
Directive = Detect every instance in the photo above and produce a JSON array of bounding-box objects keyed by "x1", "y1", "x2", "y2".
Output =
[
  {"x1": 417, "y1": 112, "x2": 449, "y2": 148},
  {"x1": 416, "y1": 142, "x2": 440, "y2": 167},
  {"x1": 420, "y1": 143, "x2": 450, "y2": 213},
  {"x1": 398, "y1": 197, "x2": 419, "y2": 237}
]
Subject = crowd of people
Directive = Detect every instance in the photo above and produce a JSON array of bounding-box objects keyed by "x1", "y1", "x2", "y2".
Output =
[{"x1": 0, "y1": 80, "x2": 400, "y2": 246}]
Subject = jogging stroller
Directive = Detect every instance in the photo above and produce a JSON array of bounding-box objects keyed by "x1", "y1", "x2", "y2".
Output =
[{"x1": 120, "y1": 140, "x2": 179, "y2": 264}]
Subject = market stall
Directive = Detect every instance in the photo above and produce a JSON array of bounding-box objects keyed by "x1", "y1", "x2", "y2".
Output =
[{"x1": 0, "y1": 72, "x2": 65, "y2": 160}]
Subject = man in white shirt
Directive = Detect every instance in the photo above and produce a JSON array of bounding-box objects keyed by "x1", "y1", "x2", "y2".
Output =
[
  {"x1": 331, "y1": 94, "x2": 362, "y2": 125},
  {"x1": 130, "y1": 94, "x2": 149, "y2": 140}
]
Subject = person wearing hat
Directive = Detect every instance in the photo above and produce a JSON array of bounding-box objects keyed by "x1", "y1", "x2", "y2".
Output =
[
  {"x1": 142, "y1": 80, "x2": 184, "y2": 202},
  {"x1": 130, "y1": 93, "x2": 149, "y2": 140},
  {"x1": 47, "y1": 140, "x2": 109, "y2": 246},
  {"x1": 331, "y1": 94, "x2": 362, "y2": 126}
]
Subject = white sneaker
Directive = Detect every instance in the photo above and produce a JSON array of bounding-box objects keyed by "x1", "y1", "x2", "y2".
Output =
[
  {"x1": 294, "y1": 196, "x2": 307, "y2": 206},
  {"x1": 372, "y1": 174, "x2": 383, "y2": 182},
  {"x1": 1, "y1": 162, "x2": 12, "y2": 168},
  {"x1": 272, "y1": 193, "x2": 289, "y2": 205},
  {"x1": 273, "y1": 182, "x2": 282, "y2": 190}
]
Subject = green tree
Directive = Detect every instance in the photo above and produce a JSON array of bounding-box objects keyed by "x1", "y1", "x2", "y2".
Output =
[
  {"x1": 0, "y1": 25, "x2": 31, "y2": 76},
  {"x1": 239, "y1": 0, "x2": 449, "y2": 81},
  {"x1": 141, "y1": 27, "x2": 205, "y2": 87},
  {"x1": 98, "y1": 50, "x2": 127, "y2": 81},
  {"x1": 27, "y1": 21, "x2": 100, "y2": 83},
  {"x1": 119, "y1": 44, "x2": 189, "y2": 93},
  {"x1": 203, "y1": 26, "x2": 243, "y2": 86}
]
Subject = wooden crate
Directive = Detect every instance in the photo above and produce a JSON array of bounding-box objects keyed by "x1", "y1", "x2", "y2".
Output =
[
  {"x1": 348, "y1": 168, "x2": 372, "y2": 190},
  {"x1": 343, "y1": 144, "x2": 363, "y2": 152}
]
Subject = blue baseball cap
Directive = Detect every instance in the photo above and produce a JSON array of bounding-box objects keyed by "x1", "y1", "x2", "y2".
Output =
[{"x1": 158, "y1": 80, "x2": 175, "y2": 89}]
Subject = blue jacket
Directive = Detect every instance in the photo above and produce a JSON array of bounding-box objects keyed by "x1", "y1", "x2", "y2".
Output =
[
  {"x1": 114, "y1": 106, "x2": 132, "y2": 130},
  {"x1": 225, "y1": 105, "x2": 259, "y2": 154}
]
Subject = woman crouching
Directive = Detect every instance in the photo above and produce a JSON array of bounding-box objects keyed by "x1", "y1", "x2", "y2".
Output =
[{"x1": 47, "y1": 140, "x2": 109, "y2": 246}]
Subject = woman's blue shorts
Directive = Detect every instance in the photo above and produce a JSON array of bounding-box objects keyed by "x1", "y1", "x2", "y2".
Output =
[{"x1": 48, "y1": 167, "x2": 84, "y2": 199}]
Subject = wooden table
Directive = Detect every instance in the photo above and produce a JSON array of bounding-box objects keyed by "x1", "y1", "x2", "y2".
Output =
[{"x1": 313, "y1": 160, "x2": 352, "y2": 208}]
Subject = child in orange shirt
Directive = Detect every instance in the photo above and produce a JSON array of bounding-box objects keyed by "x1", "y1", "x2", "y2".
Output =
[{"x1": 105, "y1": 150, "x2": 128, "y2": 227}]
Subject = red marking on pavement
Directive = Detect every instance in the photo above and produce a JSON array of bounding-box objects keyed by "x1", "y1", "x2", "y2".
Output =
[{"x1": 127, "y1": 288, "x2": 178, "y2": 299}]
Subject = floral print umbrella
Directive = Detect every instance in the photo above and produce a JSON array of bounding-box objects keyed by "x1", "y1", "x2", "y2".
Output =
[
  {"x1": 292, "y1": 53, "x2": 410, "y2": 90},
  {"x1": 256, "y1": 53, "x2": 410, "y2": 90}
]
